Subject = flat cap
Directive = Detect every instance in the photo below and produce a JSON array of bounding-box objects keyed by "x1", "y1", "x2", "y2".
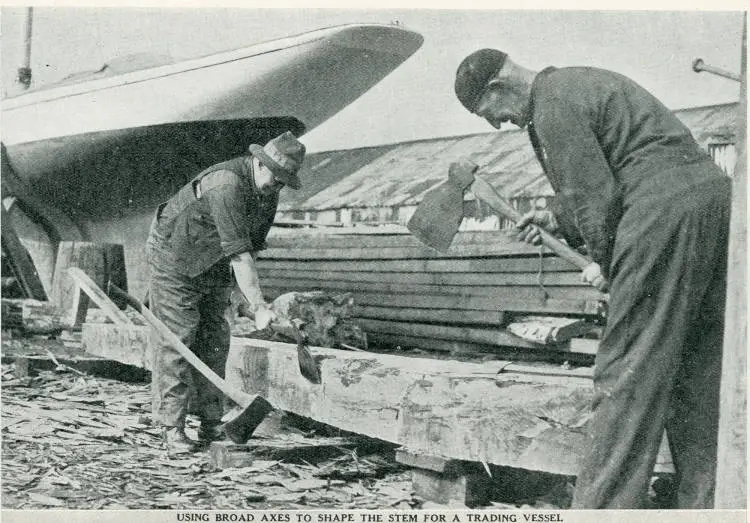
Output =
[{"x1": 454, "y1": 49, "x2": 508, "y2": 113}]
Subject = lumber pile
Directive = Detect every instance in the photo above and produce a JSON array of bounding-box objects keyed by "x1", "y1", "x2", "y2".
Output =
[{"x1": 258, "y1": 228, "x2": 606, "y2": 359}]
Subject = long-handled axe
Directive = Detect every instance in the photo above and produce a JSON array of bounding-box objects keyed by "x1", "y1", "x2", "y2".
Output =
[{"x1": 407, "y1": 158, "x2": 592, "y2": 271}]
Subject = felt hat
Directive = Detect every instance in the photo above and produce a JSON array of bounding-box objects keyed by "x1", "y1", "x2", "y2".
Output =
[
  {"x1": 249, "y1": 131, "x2": 305, "y2": 189},
  {"x1": 454, "y1": 49, "x2": 508, "y2": 113}
]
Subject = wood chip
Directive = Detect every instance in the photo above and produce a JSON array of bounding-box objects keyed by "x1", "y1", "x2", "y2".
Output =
[
  {"x1": 282, "y1": 478, "x2": 329, "y2": 492},
  {"x1": 27, "y1": 492, "x2": 66, "y2": 506}
]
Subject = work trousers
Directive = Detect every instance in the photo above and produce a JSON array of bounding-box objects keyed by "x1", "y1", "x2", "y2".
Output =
[
  {"x1": 148, "y1": 248, "x2": 233, "y2": 428},
  {"x1": 572, "y1": 177, "x2": 731, "y2": 509}
]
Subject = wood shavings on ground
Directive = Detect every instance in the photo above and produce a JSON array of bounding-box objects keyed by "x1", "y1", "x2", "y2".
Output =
[{"x1": 0, "y1": 338, "x2": 419, "y2": 510}]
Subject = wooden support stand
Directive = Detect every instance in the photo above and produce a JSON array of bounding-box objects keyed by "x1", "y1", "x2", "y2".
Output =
[
  {"x1": 396, "y1": 449, "x2": 490, "y2": 507},
  {"x1": 1, "y1": 298, "x2": 63, "y2": 334},
  {"x1": 81, "y1": 322, "x2": 151, "y2": 370},
  {"x1": 50, "y1": 241, "x2": 128, "y2": 324},
  {"x1": 1, "y1": 205, "x2": 48, "y2": 300}
]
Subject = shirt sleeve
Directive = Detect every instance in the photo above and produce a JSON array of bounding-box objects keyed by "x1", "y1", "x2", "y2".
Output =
[
  {"x1": 200, "y1": 170, "x2": 257, "y2": 258},
  {"x1": 534, "y1": 89, "x2": 622, "y2": 276},
  {"x1": 548, "y1": 196, "x2": 585, "y2": 249}
]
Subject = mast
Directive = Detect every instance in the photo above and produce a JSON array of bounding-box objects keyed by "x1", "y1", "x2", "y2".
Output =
[{"x1": 17, "y1": 7, "x2": 33, "y2": 89}]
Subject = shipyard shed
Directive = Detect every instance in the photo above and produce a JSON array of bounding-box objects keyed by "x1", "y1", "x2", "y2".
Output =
[{"x1": 277, "y1": 102, "x2": 739, "y2": 228}]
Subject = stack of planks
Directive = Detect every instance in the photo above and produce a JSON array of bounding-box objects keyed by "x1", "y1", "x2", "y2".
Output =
[{"x1": 257, "y1": 228, "x2": 606, "y2": 360}]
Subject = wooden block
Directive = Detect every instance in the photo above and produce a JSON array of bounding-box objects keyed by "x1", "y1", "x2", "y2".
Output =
[
  {"x1": 1, "y1": 299, "x2": 64, "y2": 334},
  {"x1": 396, "y1": 449, "x2": 466, "y2": 475},
  {"x1": 411, "y1": 468, "x2": 490, "y2": 508},
  {"x1": 14, "y1": 357, "x2": 33, "y2": 378},
  {"x1": 506, "y1": 316, "x2": 595, "y2": 345},
  {"x1": 81, "y1": 322, "x2": 152, "y2": 370},
  {"x1": 209, "y1": 441, "x2": 254, "y2": 470}
]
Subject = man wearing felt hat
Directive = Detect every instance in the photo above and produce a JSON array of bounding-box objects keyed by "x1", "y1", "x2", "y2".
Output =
[
  {"x1": 146, "y1": 131, "x2": 305, "y2": 454},
  {"x1": 455, "y1": 50, "x2": 730, "y2": 508}
]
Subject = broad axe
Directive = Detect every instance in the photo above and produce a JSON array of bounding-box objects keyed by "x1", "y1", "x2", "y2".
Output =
[
  {"x1": 105, "y1": 280, "x2": 274, "y2": 444},
  {"x1": 407, "y1": 158, "x2": 602, "y2": 286}
]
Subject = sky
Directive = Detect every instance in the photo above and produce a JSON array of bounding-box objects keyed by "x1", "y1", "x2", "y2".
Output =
[{"x1": 1, "y1": 7, "x2": 744, "y2": 153}]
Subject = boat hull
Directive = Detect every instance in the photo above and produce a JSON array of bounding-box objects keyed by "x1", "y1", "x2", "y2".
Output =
[
  {"x1": 2, "y1": 24, "x2": 422, "y2": 218},
  {"x1": 0, "y1": 24, "x2": 422, "y2": 298}
]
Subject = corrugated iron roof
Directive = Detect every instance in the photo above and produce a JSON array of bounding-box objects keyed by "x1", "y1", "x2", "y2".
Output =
[{"x1": 280, "y1": 102, "x2": 738, "y2": 211}]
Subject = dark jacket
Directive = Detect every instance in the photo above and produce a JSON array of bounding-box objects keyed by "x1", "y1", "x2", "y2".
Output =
[
  {"x1": 149, "y1": 156, "x2": 278, "y2": 278},
  {"x1": 527, "y1": 66, "x2": 723, "y2": 276}
]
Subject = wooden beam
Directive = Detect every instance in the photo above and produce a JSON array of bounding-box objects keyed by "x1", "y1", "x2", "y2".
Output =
[
  {"x1": 353, "y1": 305, "x2": 506, "y2": 327},
  {"x1": 259, "y1": 245, "x2": 546, "y2": 260},
  {"x1": 259, "y1": 268, "x2": 586, "y2": 286},
  {"x1": 1, "y1": 205, "x2": 47, "y2": 300},
  {"x1": 1, "y1": 342, "x2": 150, "y2": 382},
  {"x1": 255, "y1": 257, "x2": 579, "y2": 273},
  {"x1": 260, "y1": 277, "x2": 602, "y2": 301},
  {"x1": 266, "y1": 230, "x2": 550, "y2": 250},
  {"x1": 357, "y1": 318, "x2": 597, "y2": 354},
  {"x1": 209, "y1": 436, "x2": 389, "y2": 470},
  {"x1": 81, "y1": 322, "x2": 152, "y2": 370},
  {"x1": 275, "y1": 290, "x2": 601, "y2": 316},
  {"x1": 715, "y1": 16, "x2": 747, "y2": 509},
  {"x1": 67, "y1": 267, "x2": 131, "y2": 325},
  {"x1": 225, "y1": 338, "x2": 595, "y2": 475},
  {"x1": 367, "y1": 332, "x2": 596, "y2": 366}
]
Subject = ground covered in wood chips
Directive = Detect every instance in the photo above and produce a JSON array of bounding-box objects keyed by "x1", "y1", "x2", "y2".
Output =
[{"x1": 1, "y1": 336, "x2": 582, "y2": 511}]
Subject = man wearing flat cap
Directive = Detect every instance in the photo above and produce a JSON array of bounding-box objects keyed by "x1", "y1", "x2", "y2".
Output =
[
  {"x1": 146, "y1": 131, "x2": 305, "y2": 454},
  {"x1": 455, "y1": 50, "x2": 730, "y2": 508}
]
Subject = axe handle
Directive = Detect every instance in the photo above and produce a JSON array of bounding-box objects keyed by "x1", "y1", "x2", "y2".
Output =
[
  {"x1": 106, "y1": 281, "x2": 251, "y2": 406},
  {"x1": 469, "y1": 176, "x2": 592, "y2": 270}
]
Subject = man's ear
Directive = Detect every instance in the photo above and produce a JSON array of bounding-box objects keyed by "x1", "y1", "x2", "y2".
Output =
[{"x1": 486, "y1": 77, "x2": 504, "y2": 89}]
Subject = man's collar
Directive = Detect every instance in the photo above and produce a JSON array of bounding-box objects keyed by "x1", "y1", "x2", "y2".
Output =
[{"x1": 240, "y1": 155, "x2": 263, "y2": 197}]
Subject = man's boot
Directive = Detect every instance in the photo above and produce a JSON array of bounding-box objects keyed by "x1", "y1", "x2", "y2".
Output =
[{"x1": 162, "y1": 426, "x2": 198, "y2": 455}]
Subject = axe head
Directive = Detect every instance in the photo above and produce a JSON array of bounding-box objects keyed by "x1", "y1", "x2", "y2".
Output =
[{"x1": 407, "y1": 159, "x2": 478, "y2": 253}]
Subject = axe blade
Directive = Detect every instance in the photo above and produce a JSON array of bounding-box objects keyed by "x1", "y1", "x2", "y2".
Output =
[{"x1": 407, "y1": 180, "x2": 465, "y2": 253}]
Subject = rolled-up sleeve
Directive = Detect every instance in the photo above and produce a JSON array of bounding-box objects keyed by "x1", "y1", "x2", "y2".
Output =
[{"x1": 201, "y1": 170, "x2": 257, "y2": 258}]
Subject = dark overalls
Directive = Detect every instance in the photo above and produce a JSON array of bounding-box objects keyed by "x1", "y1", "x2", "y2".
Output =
[
  {"x1": 147, "y1": 156, "x2": 277, "y2": 428},
  {"x1": 528, "y1": 67, "x2": 731, "y2": 508}
]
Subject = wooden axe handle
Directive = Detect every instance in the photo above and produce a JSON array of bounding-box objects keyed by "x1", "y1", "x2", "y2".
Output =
[
  {"x1": 105, "y1": 280, "x2": 252, "y2": 406},
  {"x1": 469, "y1": 176, "x2": 592, "y2": 270}
]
